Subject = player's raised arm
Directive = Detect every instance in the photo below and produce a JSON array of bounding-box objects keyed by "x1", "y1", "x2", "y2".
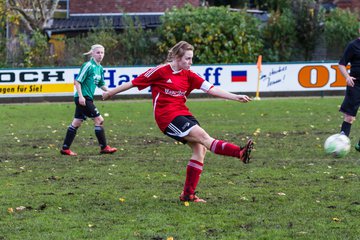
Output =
[
  {"x1": 102, "y1": 81, "x2": 134, "y2": 100},
  {"x1": 207, "y1": 86, "x2": 252, "y2": 103}
]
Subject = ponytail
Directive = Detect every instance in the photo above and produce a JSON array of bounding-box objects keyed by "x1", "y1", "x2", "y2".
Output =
[{"x1": 83, "y1": 44, "x2": 105, "y2": 55}]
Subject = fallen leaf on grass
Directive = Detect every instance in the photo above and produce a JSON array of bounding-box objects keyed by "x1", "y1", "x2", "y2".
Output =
[
  {"x1": 277, "y1": 192, "x2": 286, "y2": 196},
  {"x1": 15, "y1": 206, "x2": 26, "y2": 212},
  {"x1": 119, "y1": 198, "x2": 125, "y2": 203},
  {"x1": 253, "y1": 128, "x2": 261, "y2": 136},
  {"x1": 7, "y1": 208, "x2": 14, "y2": 213},
  {"x1": 332, "y1": 217, "x2": 341, "y2": 222}
]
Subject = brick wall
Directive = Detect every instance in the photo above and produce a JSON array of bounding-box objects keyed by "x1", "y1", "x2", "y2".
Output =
[{"x1": 70, "y1": 0, "x2": 200, "y2": 14}]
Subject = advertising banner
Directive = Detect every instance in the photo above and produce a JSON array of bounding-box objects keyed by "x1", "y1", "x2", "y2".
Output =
[{"x1": 0, "y1": 62, "x2": 347, "y2": 99}]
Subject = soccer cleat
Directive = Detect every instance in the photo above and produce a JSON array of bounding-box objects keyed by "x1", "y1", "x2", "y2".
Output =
[
  {"x1": 100, "y1": 145, "x2": 117, "y2": 154},
  {"x1": 179, "y1": 192, "x2": 206, "y2": 203},
  {"x1": 355, "y1": 144, "x2": 360, "y2": 152},
  {"x1": 239, "y1": 139, "x2": 254, "y2": 164},
  {"x1": 60, "y1": 149, "x2": 77, "y2": 156}
]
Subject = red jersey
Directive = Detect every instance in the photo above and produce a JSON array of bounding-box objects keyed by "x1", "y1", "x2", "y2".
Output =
[{"x1": 132, "y1": 64, "x2": 213, "y2": 132}]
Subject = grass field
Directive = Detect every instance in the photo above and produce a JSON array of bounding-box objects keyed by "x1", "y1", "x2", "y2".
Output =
[{"x1": 0, "y1": 97, "x2": 359, "y2": 240}]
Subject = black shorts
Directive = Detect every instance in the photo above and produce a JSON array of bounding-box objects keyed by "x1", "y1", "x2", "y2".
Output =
[
  {"x1": 74, "y1": 97, "x2": 101, "y2": 120},
  {"x1": 340, "y1": 83, "x2": 360, "y2": 117},
  {"x1": 164, "y1": 115, "x2": 199, "y2": 144}
]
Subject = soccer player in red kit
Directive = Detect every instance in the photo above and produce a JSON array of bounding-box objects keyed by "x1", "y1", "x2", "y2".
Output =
[{"x1": 103, "y1": 41, "x2": 253, "y2": 203}]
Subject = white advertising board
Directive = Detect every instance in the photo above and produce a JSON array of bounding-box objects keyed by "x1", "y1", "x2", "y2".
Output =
[{"x1": 0, "y1": 62, "x2": 347, "y2": 99}]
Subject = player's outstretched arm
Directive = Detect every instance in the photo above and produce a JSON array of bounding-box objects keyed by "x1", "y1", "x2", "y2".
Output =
[
  {"x1": 102, "y1": 81, "x2": 134, "y2": 100},
  {"x1": 207, "y1": 86, "x2": 251, "y2": 103}
]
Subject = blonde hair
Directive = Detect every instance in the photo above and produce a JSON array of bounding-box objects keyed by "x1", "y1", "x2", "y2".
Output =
[
  {"x1": 83, "y1": 44, "x2": 105, "y2": 55},
  {"x1": 166, "y1": 41, "x2": 194, "y2": 62}
]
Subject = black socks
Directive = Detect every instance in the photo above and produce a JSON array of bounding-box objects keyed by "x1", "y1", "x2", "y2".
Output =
[
  {"x1": 95, "y1": 126, "x2": 107, "y2": 149},
  {"x1": 340, "y1": 121, "x2": 351, "y2": 137},
  {"x1": 62, "y1": 125, "x2": 78, "y2": 150}
]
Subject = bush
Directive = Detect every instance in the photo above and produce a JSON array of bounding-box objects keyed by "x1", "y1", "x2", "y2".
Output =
[
  {"x1": 0, "y1": 31, "x2": 6, "y2": 68},
  {"x1": 0, "y1": 0, "x2": 6, "y2": 67},
  {"x1": 157, "y1": 5, "x2": 263, "y2": 64},
  {"x1": 4, "y1": 3, "x2": 359, "y2": 67},
  {"x1": 63, "y1": 16, "x2": 159, "y2": 67},
  {"x1": 18, "y1": 30, "x2": 55, "y2": 67},
  {"x1": 291, "y1": 0, "x2": 325, "y2": 61},
  {"x1": 262, "y1": 9, "x2": 296, "y2": 62},
  {"x1": 324, "y1": 8, "x2": 359, "y2": 60},
  {"x1": 63, "y1": 19, "x2": 120, "y2": 67},
  {"x1": 116, "y1": 15, "x2": 159, "y2": 65}
]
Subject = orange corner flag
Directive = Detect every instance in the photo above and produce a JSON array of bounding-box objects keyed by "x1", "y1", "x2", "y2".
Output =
[{"x1": 257, "y1": 55, "x2": 262, "y2": 72}]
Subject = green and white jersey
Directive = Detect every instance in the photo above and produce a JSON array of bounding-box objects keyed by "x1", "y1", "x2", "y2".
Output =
[{"x1": 75, "y1": 58, "x2": 105, "y2": 99}]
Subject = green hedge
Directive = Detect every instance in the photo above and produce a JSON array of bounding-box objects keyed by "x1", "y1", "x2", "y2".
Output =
[
  {"x1": 156, "y1": 5, "x2": 263, "y2": 64},
  {"x1": 0, "y1": 4, "x2": 359, "y2": 67}
]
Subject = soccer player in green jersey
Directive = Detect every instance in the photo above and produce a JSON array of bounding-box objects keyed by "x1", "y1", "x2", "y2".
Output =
[{"x1": 60, "y1": 44, "x2": 117, "y2": 156}]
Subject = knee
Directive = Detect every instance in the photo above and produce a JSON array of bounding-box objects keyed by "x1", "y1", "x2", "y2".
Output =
[
  {"x1": 344, "y1": 115, "x2": 355, "y2": 124},
  {"x1": 194, "y1": 129, "x2": 211, "y2": 145},
  {"x1": 71, "y1": 119, "x2": 83, "y2": 128},
  {"x1": 94, "y1": 116, "x2": 104, "y2": 126}
]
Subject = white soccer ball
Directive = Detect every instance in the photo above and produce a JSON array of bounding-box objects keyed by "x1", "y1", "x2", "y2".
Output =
[{"x1": 324, "y1": 134, "x2": 351, "y2": 158}]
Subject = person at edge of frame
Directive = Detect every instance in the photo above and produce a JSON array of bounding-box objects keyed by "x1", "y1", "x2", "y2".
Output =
[{"x1": 338, "y1": 26, "x2": 360, "y2": 151}]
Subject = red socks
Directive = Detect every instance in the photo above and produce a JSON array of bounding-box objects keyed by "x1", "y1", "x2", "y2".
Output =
[
  {"x1": 210, "y1": 139, "x2": 240, "y2": 158},
  {"x1": 183, "y1": 159, "x2": 203, "y2": 195},
  {"x1": 182, "y1": 140, "x2": 241, "y2": 195}
]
